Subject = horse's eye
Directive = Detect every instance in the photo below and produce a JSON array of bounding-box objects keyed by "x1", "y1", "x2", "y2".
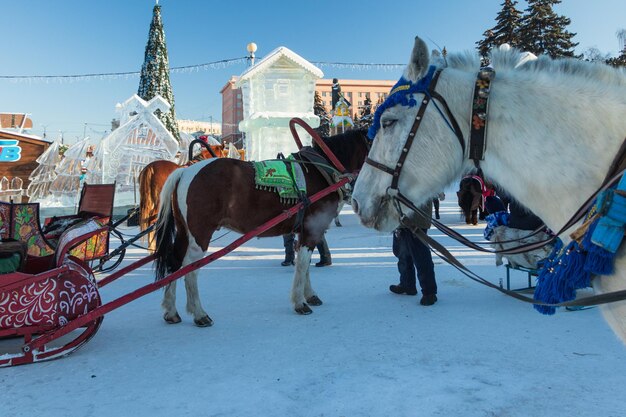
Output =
[{"x1": 382, "y1": 119, "x2": 397, "y2": 129}]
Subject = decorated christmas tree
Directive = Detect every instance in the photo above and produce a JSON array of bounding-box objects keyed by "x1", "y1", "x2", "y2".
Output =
[
  {"x1": 138, "y1": 3, "x2": 180, "y2": 141},
  {"x1": 26, "y1": 139, "x2": 62, "y2": 202}
]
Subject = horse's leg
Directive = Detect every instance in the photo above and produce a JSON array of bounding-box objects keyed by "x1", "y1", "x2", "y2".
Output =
[
  {"x1": 291, "y1": 246, "x2": 314, "y2": 315},
  {"x1": 304, "y1": 264, "x2": 323, "y2": 307},
  {"x1": 148, "y1": 206, "x2": 157, "y2": 252},
  {"x1": 182, "y1": 243, "x2": 213, "y2": 327},
  {"x1": 162, "y1": 282, "x2": 182, "y2": 324},
  {"x1": 471, "y1": 209, "x2": 478, "y2": 225}
]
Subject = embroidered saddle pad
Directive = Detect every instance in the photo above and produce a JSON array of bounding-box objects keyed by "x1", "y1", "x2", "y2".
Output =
[{"x1": 253, "y1": 159, "x2": 306, "y2": 203}]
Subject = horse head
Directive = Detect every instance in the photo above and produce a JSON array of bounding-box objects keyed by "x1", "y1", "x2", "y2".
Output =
[
  {"x1": 316, "y1": 129, "x2": 370, "y2": 174},
  {"x1": 352, "y1": 36, "x2": 468, "y2": 231}
]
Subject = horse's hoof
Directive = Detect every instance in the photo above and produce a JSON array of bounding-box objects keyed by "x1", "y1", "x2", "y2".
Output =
[
  {"x1": 306, "y1": 295, "x2": 323, "y2": 306},
  {"x1": 295, "y1": 304, "x2": 313, "y2": 315},
  {"x1": 164, "y1": 312, "x2": 182, "y2": 324},
  {"x1": 194, "y1": 315, "x2": 214, "y2": 327}
]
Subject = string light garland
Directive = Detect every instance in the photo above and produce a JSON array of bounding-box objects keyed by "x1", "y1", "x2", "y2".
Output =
[
  {"x1": 0, "y1": 57, "x2": 248, "y2": 82},
  {"x1": 0, "y1": 58, "x2": 405, "y2": 83},
  {"x1": 311, "y1": 61, "x2": 405, "y2": 71}
]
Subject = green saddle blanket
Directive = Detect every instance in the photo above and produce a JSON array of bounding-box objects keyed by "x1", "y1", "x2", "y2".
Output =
[{"x1": 254, "y1": 159, "x2": 306, "y2": 203}]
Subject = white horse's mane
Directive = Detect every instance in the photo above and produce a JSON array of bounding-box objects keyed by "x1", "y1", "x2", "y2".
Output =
[{"x1": 441, "y1": 48, "x2": 626, "y2": 87}]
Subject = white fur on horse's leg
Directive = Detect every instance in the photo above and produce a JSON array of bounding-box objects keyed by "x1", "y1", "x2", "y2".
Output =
[
  {"x1": 304, "y1": 265, "x2": 323, "y2": 307},
  {"x1": 304, "y1": 266, "x2": 314, "y2": 299},
  {"x1": 184, "y1": 270, "x2": 212, "y2": 327},
  {"x1": 291, "y1": 247, "x2": 313, "y2": 314},
  {"x1": 182, "y1": 243, "x2": 213, "y2": 327},
  {"x1": 593, "y1": 250, "x2": 626, "y2": 345},
  {"x1": 162, "y1": 282, "x2": 181, "y2": 323}
]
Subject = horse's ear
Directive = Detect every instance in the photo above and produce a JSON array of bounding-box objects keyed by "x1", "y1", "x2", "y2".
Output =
[{"x1": 404, "y1": 36, "x2": 430, "y2": 83}]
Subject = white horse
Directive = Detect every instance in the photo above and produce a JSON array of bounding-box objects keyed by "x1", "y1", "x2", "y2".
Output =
[{"x1": 352, "y1": 36, "x2": 626, "y2": 343}]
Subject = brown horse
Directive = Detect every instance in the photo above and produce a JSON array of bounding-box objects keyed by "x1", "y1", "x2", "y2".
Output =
[
  {"x1": 138, "y1": 140, "x2": 219, "y2": 250},
  {"x1": 154, "y1": 129, "x2": 369, "y2": 326},
  {"x1": 138, "y1": 160, "x2": 179, "y2": 250}
]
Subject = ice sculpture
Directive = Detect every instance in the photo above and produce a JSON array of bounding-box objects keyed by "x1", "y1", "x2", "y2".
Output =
[{"x1": 237, "y1": 47, "x2": 323, "y2": 161}]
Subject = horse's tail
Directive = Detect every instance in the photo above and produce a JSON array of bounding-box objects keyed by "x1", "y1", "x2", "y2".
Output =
[
  {"x1": 138, "y1": 163, "x2": 157, "y2": 233},
  {"x1": 154, "y1": 168, "x2": 187, "y2": 281}
]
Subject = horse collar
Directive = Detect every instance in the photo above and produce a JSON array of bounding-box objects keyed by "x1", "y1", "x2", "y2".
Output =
[{"x1": 469, "y1": 67, "x2": 495, "y2": 165}]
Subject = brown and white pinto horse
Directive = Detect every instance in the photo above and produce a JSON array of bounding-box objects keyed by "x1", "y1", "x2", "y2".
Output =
[{"x1": 154, "y1": 129, "x2": 369, "y2": 326}]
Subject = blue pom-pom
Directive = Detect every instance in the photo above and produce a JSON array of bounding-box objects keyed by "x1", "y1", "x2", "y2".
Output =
[{"x1": 534, "y1": 241, "x2": 588, "y2": 314}]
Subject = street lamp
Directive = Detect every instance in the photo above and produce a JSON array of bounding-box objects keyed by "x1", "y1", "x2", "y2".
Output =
[{"x1": 247, "y1": 42, "x2": 257, "y2": 66}]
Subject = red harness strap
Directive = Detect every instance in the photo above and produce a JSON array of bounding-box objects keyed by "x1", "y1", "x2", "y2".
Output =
[{"x1": 289, "y1": 117, "x2": 347, "y2": 173}]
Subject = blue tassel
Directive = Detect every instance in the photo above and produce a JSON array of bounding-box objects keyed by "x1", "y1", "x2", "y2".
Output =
[
  {"x1": 533, "y1": 241, "x2": 563, "y2": 315},
  {"x1": 534, "y1": 241, "x2": 588, "y2": 315},
  {"x1": 585, "y1": 244, "x2": 615, "y2": 275}
]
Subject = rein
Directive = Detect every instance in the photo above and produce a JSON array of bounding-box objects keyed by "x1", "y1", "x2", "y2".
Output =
[
  {"x1": 289, "y1": 118, "x2": 348, "y2": 173},
  {"x1": 289, "y1": 117, "x2": 369, "y2": 190}
]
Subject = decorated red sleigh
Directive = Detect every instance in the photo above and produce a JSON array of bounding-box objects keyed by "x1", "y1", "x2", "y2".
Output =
[{"x1": 0, "y1": 218, "x2": 107, "y2": 366}]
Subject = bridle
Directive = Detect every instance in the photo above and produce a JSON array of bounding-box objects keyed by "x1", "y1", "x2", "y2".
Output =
[
  {"x1": 364, "y1": 68, "x2": 465, "y2": 193},
  {"x1": 364, "y1": 66, "x2": 561, "y2": 255}
]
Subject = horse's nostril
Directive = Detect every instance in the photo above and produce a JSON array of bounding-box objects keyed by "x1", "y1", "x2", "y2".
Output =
[{"x1": 352, "y1": 198, "x2": 359, "y2": 214}]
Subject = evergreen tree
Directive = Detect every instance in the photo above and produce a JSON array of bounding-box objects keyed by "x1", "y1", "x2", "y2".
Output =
[
  {"x1": 606, "y1": 48, "x2": 626, "y2": 68},
  {"x1": 476, "y1": 0, "x2": 523, "y2": 58},
  {"x1": 607, "y1": 29, "x2": 626, "y2": 68},
  {"x1": 354, "y1": 96, "x2": 373, "y2": 131},
  {"x1": 518, "y1": 0, "x2": 578, "y2": 58},
  {"x1": 138, "y1": 4, "x2": 180, "y2": 141},
  {"x1": 313, "y1": 91, "x2": 331, "y2": 137}
]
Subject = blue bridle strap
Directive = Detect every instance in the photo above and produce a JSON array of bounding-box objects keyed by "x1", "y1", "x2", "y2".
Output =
[{"x1": 368, "y1": 65, "x2": 437, "y2": 140}]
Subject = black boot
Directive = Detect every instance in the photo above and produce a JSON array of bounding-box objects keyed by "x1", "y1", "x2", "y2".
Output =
[
  {"x1": 315, "y1": 236, "x2": 332, "y2": 267},
  {"x1": 420, "y1": 294, "x2": 438, "y2": 306},
  {"x1": 281, "y1": 233, "x2": 295, "y2": 266}
]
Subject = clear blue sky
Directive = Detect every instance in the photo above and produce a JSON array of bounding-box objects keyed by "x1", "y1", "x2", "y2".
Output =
[{"x1": 1, "y1": 0, "x2": 624, "y2": 143}]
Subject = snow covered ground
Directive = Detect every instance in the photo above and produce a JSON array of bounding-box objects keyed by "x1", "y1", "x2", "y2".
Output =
[{"x1": 2, "y1": 200, "x2": 626, "y2": 417}]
